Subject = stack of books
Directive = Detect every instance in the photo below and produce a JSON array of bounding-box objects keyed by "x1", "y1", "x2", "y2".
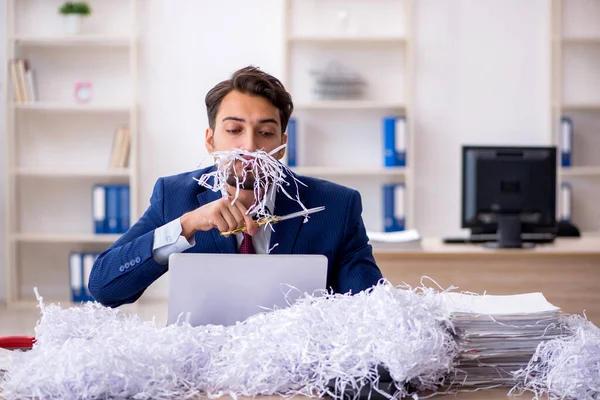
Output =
[
  {"x1": 443, "y1": 292, "x2": 565, "y2": 388},
  {"x1": 8, "y1": 58, "x2": 38, "y2": 103}
]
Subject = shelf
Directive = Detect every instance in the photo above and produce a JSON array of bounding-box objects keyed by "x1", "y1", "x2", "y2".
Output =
[
  {"x1": 294, "y1": 100, "x2": 406, "y2": 110},
  {"x1": 15, "y1": 169, "x2": 131, "y2": 179},
  {"x1": 559, "y1": 166, "x2": 600, "y2": 177},
  {"x1": 13, "y1": 233, "x2": 122, "y2": 244},
  {"x1": 289, "y1": 35, "x2": 406, "y2": 44},
  {"x1": 13, "y1": 103, "x2": 132, "y2": 112},
  {"x1": 11, "y1": 35, "x2": 133, "y2": 46},
  {"x1": 559, "y1": 103, "x2": 600, "y2": 111},
  {"x1": 560, "y1": 37, "x2": 600, "y2": 45},
  {"x1": 291, "y1": 166, "x2": 406, "y2": 177}
]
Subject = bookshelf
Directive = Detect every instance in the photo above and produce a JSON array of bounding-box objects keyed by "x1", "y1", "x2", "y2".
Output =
[
  {"x1": 13, "y1": 102, "x2": 132, "y2": 112},
  {"x1": 3, "y1": 0, "x2": 139, "y2": 305},
  {"x1": 282, "y1": 0, "x2": 414, "y2": 232},
  {"x1": 551, "y1": 0, "x2": 600, "y2": 234},
  {"x1": 291, "y1": 166, "x2": 406, "y2": 178},
  {"x1": 294, "y1": 100, "x2": 406, "y2": 110}
]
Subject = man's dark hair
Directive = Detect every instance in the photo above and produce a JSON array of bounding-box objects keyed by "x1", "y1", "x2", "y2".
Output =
[{"x1": 205, "y1": 66, "x2": 294, "y2": 134}]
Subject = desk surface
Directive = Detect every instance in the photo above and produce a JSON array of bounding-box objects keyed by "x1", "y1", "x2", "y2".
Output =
[
  {"x1": 374, "y1": 236, "x2": 600, "y2": 256},
  {"x1": 0, "y1": 388, "x2": 537, "y2": 400},
  {"x1": 191, "y1": 388, "x2": 533, "y2": 399}
]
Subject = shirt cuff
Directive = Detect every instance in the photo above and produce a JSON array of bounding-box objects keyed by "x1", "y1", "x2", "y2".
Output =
[{"x1": 152, "y1": 218, "x2": 195, "y2": 265}]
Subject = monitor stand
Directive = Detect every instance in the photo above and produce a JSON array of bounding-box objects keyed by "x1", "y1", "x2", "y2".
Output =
[{"x1": 484, "y1": 214, "x2": 535, "y2": 249}]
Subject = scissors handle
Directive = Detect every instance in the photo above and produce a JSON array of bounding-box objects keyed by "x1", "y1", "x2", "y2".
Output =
[{"x1": 220, "y1": 217, "x2": 280, "y2": 236}]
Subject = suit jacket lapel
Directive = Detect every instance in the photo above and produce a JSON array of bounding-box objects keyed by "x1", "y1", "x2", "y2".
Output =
[
  {"x1": 269, "y1": 171, "x2": 306, "y2": 254},
  {"x1": 195, "y1": 171, "x2": 237, "y2": 254}
]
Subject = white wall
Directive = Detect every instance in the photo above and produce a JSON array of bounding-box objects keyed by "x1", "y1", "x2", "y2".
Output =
[
  {"x1": 414, "y1": 0, "x2": 551, "y2": 237},
  {"x1": 137, "y1": 0, "x2": 285, "y2": 298},
  {"x1": 0, "y1": 0, "x2": 552, "y2": 301},
  {"x1": 0, "y1": 0, "x2": 7, "y2": 301}
]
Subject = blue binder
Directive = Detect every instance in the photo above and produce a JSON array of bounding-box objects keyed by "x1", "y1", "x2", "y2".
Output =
[
  {"x1": 383, "y1": 116, "x2": 407, "y2": 167},
  {"x1": 119, "y1": 185, "x2": 130, "y2": 233},
  {"x1": 106, "y1": 185, "x2": 120, "y2": 234},
  {"x1": 560, "y1": 116, "x2": 572, "y2": 167},
  {"x1": 383, "y1": 183, "x2": 405, "y2": 232},
  {"x1": 287, "y1": 117, "x2": 297, "y2": 167}
]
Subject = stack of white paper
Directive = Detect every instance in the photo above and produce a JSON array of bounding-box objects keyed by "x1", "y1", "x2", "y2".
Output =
[
  {"x1": 367, "y1": 229, "x2": 422, "y2": 250},
  {"x1": 443, "y1": 292, "x2": 565, "y2": 387}
]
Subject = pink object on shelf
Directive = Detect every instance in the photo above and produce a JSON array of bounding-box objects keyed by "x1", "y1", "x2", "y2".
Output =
[{"x1": 74, "y1": 81, "x2": 93, "y2": 103}]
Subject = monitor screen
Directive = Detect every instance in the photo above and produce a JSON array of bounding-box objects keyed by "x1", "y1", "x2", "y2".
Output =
[{"x1": 461, "y1": 146, "x2": 557, "y2": 231}]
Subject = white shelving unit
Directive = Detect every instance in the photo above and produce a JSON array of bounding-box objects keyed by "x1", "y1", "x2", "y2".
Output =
[
  {"x1": 294, "y1": 100, "x2": 406, "y2": 110},
  {"x1": 291, "y1": 166, "x2": 406, "y2": 178},
  {"x1": 11, "y1": 35, "x2": 131, "y2": 46},
  {"x1": 13, "y1": 102, "x2": 131, "y2": 112},
  {"x1": 15, "y1": 168, "x2": 131, "y2": 178},
  {"x1": 282, "y1": 0, "x2": 414, "y2": 232},
  {"x1": 3, "y1": 0, "x2": 139, "y2": 305},
  {"x1": 551, "y1": 0, "x2": 600, "y2": 234},
  {"x1": 288, "y1": 36, "x2": 407, "y2": 45},
  {"x1": 13, "y1": 233, "x2": 122, "y2": 244}
]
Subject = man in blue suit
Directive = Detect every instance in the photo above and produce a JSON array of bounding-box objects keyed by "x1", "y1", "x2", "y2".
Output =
[{"x1": 89, "y1": 66, "x2": 383, "y2": 307}]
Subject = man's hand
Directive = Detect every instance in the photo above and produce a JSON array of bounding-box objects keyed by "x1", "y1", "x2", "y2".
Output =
[{"x1": 180, "y1": 197, "x2": 257, "y2": 240}]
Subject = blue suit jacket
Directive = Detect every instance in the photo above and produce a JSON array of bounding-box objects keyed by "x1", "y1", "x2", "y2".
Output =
[{"x1": 89, "y1": 166, "x2": 383, "y2": 307}]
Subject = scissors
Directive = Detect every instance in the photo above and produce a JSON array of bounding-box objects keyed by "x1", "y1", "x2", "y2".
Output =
[{"x1": 220, "y1": 206, "x2": 326, "y2": 236}]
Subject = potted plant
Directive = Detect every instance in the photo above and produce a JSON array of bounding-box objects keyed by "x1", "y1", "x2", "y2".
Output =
[{"x1": 59, "y1": 2, "x2": 92, "y2": 35}]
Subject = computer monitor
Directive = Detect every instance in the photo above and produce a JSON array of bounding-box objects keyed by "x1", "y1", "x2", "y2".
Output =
[{"x1": 461, "y1": 146, "x2": 557, "y2": 248}]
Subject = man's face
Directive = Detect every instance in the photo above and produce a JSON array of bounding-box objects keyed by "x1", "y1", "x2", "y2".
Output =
[{"x1": 205, "y1": 90, "x2": 287, "y2": 190}]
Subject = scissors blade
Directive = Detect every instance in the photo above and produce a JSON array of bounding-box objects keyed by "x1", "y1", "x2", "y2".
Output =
[{"x1": 276, "y1": 206, "x2": 326, "y2": 222}]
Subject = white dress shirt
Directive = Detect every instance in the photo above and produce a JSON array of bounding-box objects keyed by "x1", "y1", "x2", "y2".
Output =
[{"x1": 152, "y1": 187, "x2": 276, "y2": 264}]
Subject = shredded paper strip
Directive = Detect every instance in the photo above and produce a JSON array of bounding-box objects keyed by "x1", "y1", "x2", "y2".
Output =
[{"x1": 195, "y1": 145, "x2": 307, "y2": 222}]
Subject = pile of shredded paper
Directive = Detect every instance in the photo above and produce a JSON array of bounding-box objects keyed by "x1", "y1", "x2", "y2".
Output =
[
  {"x1": 1, "y1": 282, "x2": 598, "y2": 400},
  {"x1": 511, "y1": 314, "x2": 600, "y2": 400},
  {"x1": 0, "y1": 283, "x2": 457, "y2": 400}
]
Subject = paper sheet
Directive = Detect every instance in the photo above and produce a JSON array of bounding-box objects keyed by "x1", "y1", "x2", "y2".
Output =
[
  {"x1": 442, "y1": 292, "x2": 560, "y2": 315},
  {"x1": 367, "y1": 229, "x2": 421, "y2": 243}
]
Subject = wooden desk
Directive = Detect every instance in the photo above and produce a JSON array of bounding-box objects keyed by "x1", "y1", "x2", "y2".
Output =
[
  {"x1": 374, "y1": 236, "x2": 600, "y2": 325},
  {"x1": 191, "y1": 388, "x2": 534, "y2": 399},
  {"x1": 0, "y1": 388, "x2": 538, "y2": 400}
]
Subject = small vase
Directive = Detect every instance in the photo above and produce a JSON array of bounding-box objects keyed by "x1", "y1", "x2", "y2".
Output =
[{"x1": 64, "y1": 14, "x2": 82, "y2": 35}]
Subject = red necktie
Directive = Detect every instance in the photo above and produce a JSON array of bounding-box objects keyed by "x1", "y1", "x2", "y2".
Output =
[{"x1": 239, "y1": 232, "x2": 256, "y2": 254}]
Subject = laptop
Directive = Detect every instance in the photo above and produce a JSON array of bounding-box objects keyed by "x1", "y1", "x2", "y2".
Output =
[{"x1": 167, "y1": 253, "x2": 328, "y2": 327}]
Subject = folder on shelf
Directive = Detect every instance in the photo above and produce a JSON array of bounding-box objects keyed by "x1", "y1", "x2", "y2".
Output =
[
  {"x1": 287, "y1": 117, "x2": 297, "y2": 167},
  {"x1": 82, "y1": 253, "x2": 97, "y2": 301},
  {"x1": 106, "y1": 185, "x2": 120, "y2": 234},
  {"x1": 383, "y1": 116, "x2": 407, "y2": 167},
  {"x1": 383, "y1": 183, "x2": 405, "y2": 232},
  {"x1": 69, "y1": 252, "x2": 84, "y2": 303},
  {"x1": 560, "y1": 116, "x2": 572, "y2": 167},
  {"x1": 92, "y1": 184, "x2": 130, "y2": 234},
  {"x1": 92, "y1": 185, "x2": 107, "y2": 234},
  {"x1": 119, "y1": 185, "x2": 130, "y2": 233},
  {"x1": 559, "y1": 182, "x2": 572, "y2": 222}
]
